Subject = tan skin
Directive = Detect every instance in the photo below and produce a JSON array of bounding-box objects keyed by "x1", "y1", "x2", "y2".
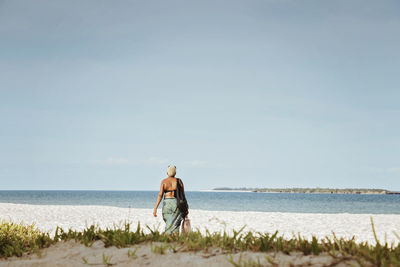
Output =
[{"x1": 153, "y1": 176, "x2": 186, "y2": 217}]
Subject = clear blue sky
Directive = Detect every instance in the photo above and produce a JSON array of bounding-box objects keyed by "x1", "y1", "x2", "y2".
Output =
[{"x1": 1, "y1": 0, "x2": 399, "y2": 190}]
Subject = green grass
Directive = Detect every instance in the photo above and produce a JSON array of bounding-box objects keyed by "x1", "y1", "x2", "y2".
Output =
[
  {"x1": 150, "y1": 243, "x2": 169, "y2": 254},
  {"x1": 1, "y1": 218, "x2": 400, "y2": 266},
  {"x1": 227, "y1": 254, "x2": 266, "y2": 267},
  {"x1": 127, "y1": 247, "x2": 138, "y2": 259},
  {"x1": 0, "y1": 220, "x2": 53, "y2": 258},
  {"x1": 102, "y1": 253, "x2": 113, "y2": 266}
]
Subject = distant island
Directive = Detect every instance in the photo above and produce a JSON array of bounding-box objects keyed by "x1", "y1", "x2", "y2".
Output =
[{"x1": 213, "y1": 187, "x2": 400, "y2": 195}]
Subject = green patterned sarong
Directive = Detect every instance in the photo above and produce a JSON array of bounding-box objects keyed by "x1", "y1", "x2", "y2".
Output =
[{"x1": 162, "y1": 198, "x2": 183, "y2": 234}]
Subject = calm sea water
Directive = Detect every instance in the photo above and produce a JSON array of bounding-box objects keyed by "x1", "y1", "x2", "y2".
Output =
[{"x1": 0, "y1": 191, "x2": 399, "y2": 214}]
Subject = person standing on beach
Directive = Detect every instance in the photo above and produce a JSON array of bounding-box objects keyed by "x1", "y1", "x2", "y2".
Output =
[{"x1": 153, "y1": 165, "x2": 187, "y2": 233}]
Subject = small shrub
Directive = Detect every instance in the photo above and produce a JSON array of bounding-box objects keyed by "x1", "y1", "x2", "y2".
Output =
[{"x1": 0, "y1": 221, "x2": 53, "y2": 258}]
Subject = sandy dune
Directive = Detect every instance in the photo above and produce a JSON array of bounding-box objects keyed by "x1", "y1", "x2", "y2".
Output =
[{"x1": 0, "y1": 240, "x2": 366, "y2": 267}]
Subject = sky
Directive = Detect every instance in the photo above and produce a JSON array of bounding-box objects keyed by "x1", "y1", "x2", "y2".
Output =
[{"x1": 1, "y1": 0, "x2": 399, "y2": 190}]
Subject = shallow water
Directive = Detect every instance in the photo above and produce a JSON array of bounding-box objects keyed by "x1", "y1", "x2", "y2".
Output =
[{"x1": 0, "y1": 190, "x2": 399, "y2": 214}]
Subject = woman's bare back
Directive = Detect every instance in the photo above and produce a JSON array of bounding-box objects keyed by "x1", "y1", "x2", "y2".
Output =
[{"x1": 162, "y1": 177, "x2": 183, "y2": 198}]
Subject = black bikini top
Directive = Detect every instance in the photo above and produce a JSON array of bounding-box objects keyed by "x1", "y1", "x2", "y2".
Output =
[{"x1": 164, "y1": 189, "x2": 176, "y2": 197}]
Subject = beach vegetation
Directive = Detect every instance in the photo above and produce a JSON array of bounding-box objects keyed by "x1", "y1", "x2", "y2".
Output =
[
  {"x1": 127, "y1": 247, "x2": 138, "y2": 259},
  {"x1": 150, "y1": 243, "x2": 168, "y2": 254},
  {"x1": 1, "y1": 219, "x2": 400, "y2": 266},
  {"x1": 264, "y1": 255, "x2": 276, "y2": 265},
  {"x1": 81, "y1": 256, "x2": 93, "y2": 265},
  {"x1": 227, "y1": 254, "x2": 265, "y2": 267},
  {"x1": 102, "y1": 253, "x2": 114, "y2": 266},
  {"x1": 0, "y1": 220, "x2": 53, "y2": 258}
]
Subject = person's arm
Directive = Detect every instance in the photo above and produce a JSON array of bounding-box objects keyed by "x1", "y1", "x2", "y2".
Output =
[{"x1": 153, "y1": 182, "x2": 164, "y2": 217}]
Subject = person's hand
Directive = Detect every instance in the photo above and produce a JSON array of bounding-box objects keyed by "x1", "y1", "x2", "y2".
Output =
[{"x1": 153, "y1": 209, "x2": 157, "y2": 217}]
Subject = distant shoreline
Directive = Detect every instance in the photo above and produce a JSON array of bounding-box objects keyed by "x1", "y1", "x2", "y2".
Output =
[{"x1": 212, "y1": 187, "x2": 400, "y2": 195}]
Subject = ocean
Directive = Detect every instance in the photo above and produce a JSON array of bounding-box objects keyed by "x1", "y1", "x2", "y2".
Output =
[{"x1": 0, "y1": 190, "x2": 399, "y2": 214}]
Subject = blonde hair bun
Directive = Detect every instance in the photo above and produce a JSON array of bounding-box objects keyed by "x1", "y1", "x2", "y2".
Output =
[{"x1": 167, "y1": 165, "x2": 176, "y2": 177}]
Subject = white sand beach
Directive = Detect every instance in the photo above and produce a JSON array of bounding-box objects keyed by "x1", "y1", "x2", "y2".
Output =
[
  {"x1": 1, "y1": 203, "x2": 398, "y2": 266},
  {"x1": 1, "y1": 203, "x2": 399, "y2": 245}
]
